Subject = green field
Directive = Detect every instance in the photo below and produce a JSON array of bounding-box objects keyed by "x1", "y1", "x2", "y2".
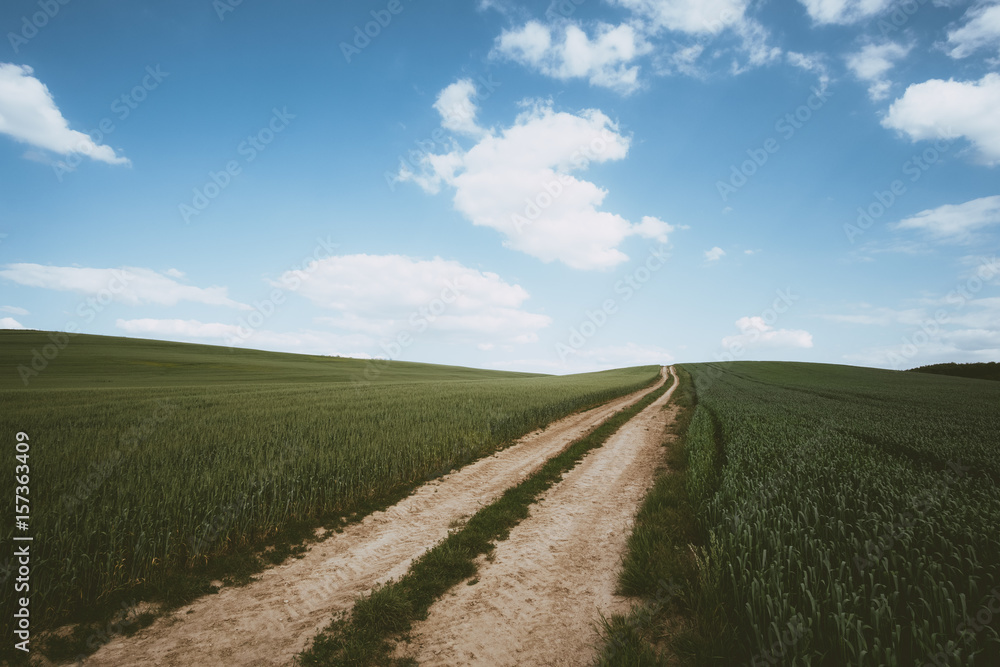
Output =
[
  {"x1": 0, "y1": 331, "x2": 660, "y2": 635},
  {"x1": 680, "y1": 362, "x2": 1000, "y2": 665}
]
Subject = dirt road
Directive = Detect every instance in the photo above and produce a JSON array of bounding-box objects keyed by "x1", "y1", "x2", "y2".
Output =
[
  {"x1": 79, "y1": 369, "x2": 669, "y2": 666},
  {"x1": 396, "y1": 366, "x2": 678, "y2": 666}
]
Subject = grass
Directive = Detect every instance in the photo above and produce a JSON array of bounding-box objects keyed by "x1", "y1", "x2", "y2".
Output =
[
  {"x1": 296, "y1": 369, "x2": 673, "y2": 666},
  {"x1": 0, "y1": 331, "x2": 661, "y2": 663},
  {"x1": 595, "y1": 366, "x2": 703, "y2": 666},
  {"x1": 607, "y1": 361, "x2": 1000, "y2": 665}
]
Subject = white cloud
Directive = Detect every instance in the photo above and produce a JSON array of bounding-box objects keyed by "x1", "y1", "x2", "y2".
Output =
[
  {"x1": 278, "y1": 254, "x2": 551, "y2": 344},
  {"x1": 0, "y1": 264, "x2": 248, "y2": 309},
  {"x1": 797, "y1": 0, "x2": 894, "y2": 25},
  {"x1": 494, "y1": 341, "x2": 674, "y2": 374},
  {"x1": 892, "y1": 195, "x2": 1000, "y2": 241},
  {"x1": 822, "y1": 305, "x2": 928, "y2": 326},
  {"x1": 845, "y1": 41, "x2": 911, "y2": 101},
  {"x1": 434, "y1": 79, "x2": 485, "y2": 137},
  {"x1": 722, "y1": 316, "x2": 814, "y2": 349},
  {"x1": 786, "y1": 51, "x2": 831, "y2": 92},
  {"x1": 0, "y1": 317, "x2": 25, "y2": 329},
  {"x1": 399, "y1": 99, "x2": 674, "y2": 270},
  {"x1": 882, "y1": 73, "x2": 1000, "y2": 164},
  {"x1": 944, "y1": 2, "x2": 1000, "y2": 59},
  {"x1": 841, "y1": 290, "x2": 1000, "y2": 368},
  {"x1": 495, "y1": 21, "x2": 650, "y2": 93},
  {"x1": 495, "y1": 1, "x2": 782, "y2": 89},
  {"x1": 665, "y1": 43, "x2": 707, "y2": 76},
  {"x1": 704, "y1": 246, "x2": 726, "y2": 261},
  {"x1": 117, "y1": 318, "x2": 242, "y2": 339},
  {"x1": 115, "y1": 319, "x2": 376, "y2": 357},
  {"x1": 0, "y1": 63, "x2": 129, "y2": 165},
  {"x1": 1, "y1": 305, "x2": 28, "y2": 315},
  {"x1": 729, "y1": 16, "x2": 783, "y2": 73},
  {"x1": 611, "y1": 0, "x2": 749, "y2": 34}
]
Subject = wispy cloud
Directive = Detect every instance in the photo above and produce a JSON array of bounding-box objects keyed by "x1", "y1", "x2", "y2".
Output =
[
  {"x1": 0, "y1": 264, "x2": 248, "y2": 309},
  {"x1": 722, "y1": 316, "x2": 813, "y2": 349},
  {"x1": 893, "y1": 195, "x2": 1000, "y2": 242},
  {"x1": 0, "y1": 63, "x2": 129, "y2": 165}
]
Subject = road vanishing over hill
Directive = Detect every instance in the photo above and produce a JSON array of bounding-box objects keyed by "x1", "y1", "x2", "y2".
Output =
[
  {"x1": 79, "y1": 368, "x2": 673, "y2": 666},
  {"x1": 395, "y1": 367, "x2": 679, "y2": 665}
]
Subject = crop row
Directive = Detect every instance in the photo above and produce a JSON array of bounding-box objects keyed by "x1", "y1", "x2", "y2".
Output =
[
  {"x1": 0, "y1": 365, "x2": 660, "y2": 631},
  {"x1": 685, "y1": 362, "x2": 1000, "y2": 665}
]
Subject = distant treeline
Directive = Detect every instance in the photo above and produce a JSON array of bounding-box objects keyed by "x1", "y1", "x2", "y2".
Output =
[{"x1": 908, "y1": 361, "x2": 1000, "y2": 382}]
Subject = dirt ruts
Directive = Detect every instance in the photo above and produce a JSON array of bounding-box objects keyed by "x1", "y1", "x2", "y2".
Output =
[
  {"x1": 395, "y1": 366, "x2": 678, "y2": 666},
  {"x1": 77, "y1": 369, "x2": 670, "y2": 666}
]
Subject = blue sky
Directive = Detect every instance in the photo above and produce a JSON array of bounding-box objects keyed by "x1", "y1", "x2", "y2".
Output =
[{"x1": 1, "y1": 0, "x2": 998, "y2": 374}]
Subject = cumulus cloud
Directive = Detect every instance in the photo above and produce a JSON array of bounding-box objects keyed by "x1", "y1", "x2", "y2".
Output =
[
  {"x1": 0, "y1": 317, "x2": 25, "y2": 329},
  {"x1": 944, "y1": 2, "x2": 1000, "y2": 59},
  {"x1": 434, "y1": 79, "x2": 486, "y2": 137},
  {"x1": 704, "y1": 246, "x2": 726, "y2": 261},
  {"x1": 494, "y1": 0, "x2": 782, "y2": 90},
  {"x1": 0, "y1": 63, "x2": 129, "y2": 165},
  {"x1": 398, "y1": 93, "x2": 674, "y2": 270},
  {"x1": 722, "y1": 316, "x2": 814, "y2": 349},
  {"x1": 1, "y1": 305, "x2": 28, "y2": 315},
  {"x1": 0, "y1": 264, "x2": 248, "y2": 309},
  {"x1": 278, "y1": 253, "x2": 551, "y2": 344},
  {"x1": 845, "y1": 41, "x2": 911, "y2": 101},
  {"x1": 611, "y1": 0, "x2": 749, "y2": 34},
  {"x1": 115, "y1": 319, "x2": 376, "y2": 357},
  {"x1": 882, "y1": 73, "x2": 1000, "y2": 164},
  {"x1": 893, "y1": 195, "x2": 1000, "y2": 242},
  {"x1": 797, "y1": 0, "x2": 894, "y2": 25},
  {"x1": 495, "y1": 21, "x2": 650, "y2": 94}
]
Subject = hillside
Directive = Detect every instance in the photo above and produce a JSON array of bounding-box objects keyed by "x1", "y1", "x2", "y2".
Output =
[
  {"x1": 908, "y1": 361, "x2": 1000, "y2": 382},
  {"x1": 0, "y1": 329, "x2": 544, "y2": 389}
]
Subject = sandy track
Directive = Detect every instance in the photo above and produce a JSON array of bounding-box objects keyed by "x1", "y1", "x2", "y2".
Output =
[
  {"x1": 397, "y1": 366, "x2": 677, "y2": 666},
  {"x1": 78, "y1": 370, "x2": 668, "y2": 666}
]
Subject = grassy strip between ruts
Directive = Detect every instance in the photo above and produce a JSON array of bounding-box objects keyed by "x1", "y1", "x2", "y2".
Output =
[
  {"x1": 595, "y1": 365, "x2": 715, "y2": 666},
  {"x1": 297, "y1": 368, "x2": 674, "y2": 666}
]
